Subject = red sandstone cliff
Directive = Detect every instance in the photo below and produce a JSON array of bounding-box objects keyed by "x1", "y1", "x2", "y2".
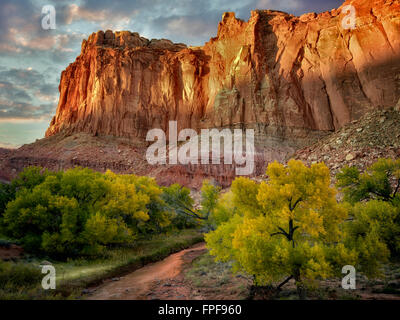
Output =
[
  {"x1": 2, "y1": 0, "x2": 400, "y2": 188},
  {"x1": 46, "y1": 0, "x2": 400, "y2": 157}
]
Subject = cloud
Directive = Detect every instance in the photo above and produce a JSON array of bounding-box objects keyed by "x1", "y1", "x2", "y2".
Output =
[
  {"x1": 0, "y1": 68, "x2": 58, "y2": 99},
  {"x1": 65, "y1": 4, "x2": 107, "y2": 24},
  {"x1": 149, "y1": 14, "x2": 220, "y2": 44},
  {"x1": 166, "y1": 17, "x2": 215, "y2": 39},
  {"x1": 0, "y1": 81, "x2": 31, "y2": 101},
  {"x1": 0, "y1": 99, "x2": 55, "y2": 120},
  {"x1": 0, "y1": 68, "x2": 58, "y2": 120}
]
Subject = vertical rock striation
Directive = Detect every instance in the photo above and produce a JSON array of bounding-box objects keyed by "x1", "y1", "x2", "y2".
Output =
[{"x1": 46, "y1": 0, "x2": 400, "y2": 161}]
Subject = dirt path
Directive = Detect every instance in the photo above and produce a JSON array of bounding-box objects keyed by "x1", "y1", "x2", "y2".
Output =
[
  {"x1": 87, "y1": 242, "x2": 206, "y2": 300},
  {"x1": 85, "y1": 241, "x2": 400, "y2": 300}
]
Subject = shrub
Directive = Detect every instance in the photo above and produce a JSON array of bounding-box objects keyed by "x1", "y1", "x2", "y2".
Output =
[
  {"x1": 337, "y1": 158, "x2": 400, "y2": 204},
  {"x1": 0, "y1": 167, "x2": 183, "y2": 258},
  {"x1": 337, "y1": 159, "x2": 400, "y2": 258},
  {"x1": 346, "y1": 200, "x2": 400, "y2": 258},
  {"x1": 162, "y1": 184, "x2": 198, "y2": 229}
]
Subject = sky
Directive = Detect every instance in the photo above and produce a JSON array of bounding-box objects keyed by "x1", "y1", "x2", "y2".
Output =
[{"x1": 0, "y1": 0, "x2": 343, "y2": 148}]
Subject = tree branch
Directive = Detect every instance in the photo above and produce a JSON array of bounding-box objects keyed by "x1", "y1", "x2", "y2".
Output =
[
  {"x1": 270, "y1": 232, "x2": 286, "y2": 237},
  {"x1": 277, "y1": 227, "x2": 290, "y2": 239},
  {"x1": 369, "y1": 190, "x2": 392, "y2": 201},
  {"x1": 289, "y1": 197, "x2": 302, "y2": 212},
  {"x1": 277, "y1": 275, "x2": 293, "y2": 290},
  {"x1": 171, "y1": 199, "x2": 209, "y2": 220}
]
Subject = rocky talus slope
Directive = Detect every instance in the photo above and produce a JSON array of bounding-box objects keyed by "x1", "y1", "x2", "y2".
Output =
[{"x1": 293, "y1": 107, "x2": 400, "y2": 177}]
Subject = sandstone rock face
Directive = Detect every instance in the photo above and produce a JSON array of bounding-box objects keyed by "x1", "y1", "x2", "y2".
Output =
[{"x1": 42, "y1": 0, "x2": 400, "y2": 184}]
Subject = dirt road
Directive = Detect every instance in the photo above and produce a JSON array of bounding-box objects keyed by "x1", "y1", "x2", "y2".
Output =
[{"x1": 87, "y1": 242, "x2": 206, "y2": 300}]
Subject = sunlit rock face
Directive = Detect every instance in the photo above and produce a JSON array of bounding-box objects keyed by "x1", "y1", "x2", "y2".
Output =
[{"x1": 46, "y1": 0, "x2": 400, "y2": 163}]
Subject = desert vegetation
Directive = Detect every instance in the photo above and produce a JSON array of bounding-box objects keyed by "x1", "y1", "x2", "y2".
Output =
[
  {"x1": 0, "y1": 167, "x2": 203, "y2": 258},
  {"x1": 1, "y1": 158, "x2": 400, "y2": 300},
  {"x1": 0, "y1": 167, "x2": 205, "y2": 298}
]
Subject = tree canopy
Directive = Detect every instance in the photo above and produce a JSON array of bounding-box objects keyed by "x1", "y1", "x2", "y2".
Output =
[{"x1": 205, "y1": 160, "x2": 390, "y2": 298}]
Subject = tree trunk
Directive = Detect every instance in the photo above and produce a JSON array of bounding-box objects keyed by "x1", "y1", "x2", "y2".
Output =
[
  {"x1": 294, "y1": 271, "x2": 307, "y2": 300},
  {"x1": 296, "y1": 283, "x2": 307, "y2": 300}
]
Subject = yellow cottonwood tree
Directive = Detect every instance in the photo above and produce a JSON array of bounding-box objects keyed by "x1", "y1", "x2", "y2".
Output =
[{"x1": 206, "y1": 160, "x2": 358, "y2": 298}]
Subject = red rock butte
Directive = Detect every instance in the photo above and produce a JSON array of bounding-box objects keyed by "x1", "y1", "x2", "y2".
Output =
[
  {"x1": 45, "y1": 0, "x2": 400, "y2": 162},
  {"x1": 2, "y1": 0, "x2": 398, "y2": 187},
  {"x1": 46, "y1": 0, "x2": 400, "y2": 156}
]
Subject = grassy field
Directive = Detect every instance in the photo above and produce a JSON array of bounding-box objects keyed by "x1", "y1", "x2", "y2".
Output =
[{"x1": 0, "y1": 229, "x2": 203, "y2": 299}]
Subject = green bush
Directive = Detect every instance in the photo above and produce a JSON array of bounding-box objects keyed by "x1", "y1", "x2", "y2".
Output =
[
  {"x1": 1, "y1": 166, "x2": 53, "y2": 220},
  {"x1": 337, "y1": 159, "x2": 400, "y2": 258},
  {"x1": 0, "y1": 167, "x2": 190, "y2": 259},
  {"x1": 161, "y1": 180, "x2": 221, "y2": 230},
  {"x1": 337, "y1": 158, "x2": 400, "y2": 204},
  {"x1": 346, "y1": 200, "x2": 400, "y2": 258},
  {"x1": 162, "y1": 184, "x2": 198, "y2": 229}
]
